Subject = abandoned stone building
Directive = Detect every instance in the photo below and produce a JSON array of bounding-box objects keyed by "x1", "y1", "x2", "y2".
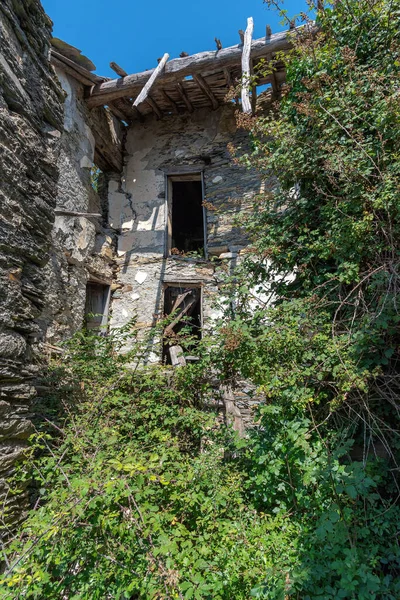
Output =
[{"x1": 0, "y1": 0, "x2": 292, "y2": 523}]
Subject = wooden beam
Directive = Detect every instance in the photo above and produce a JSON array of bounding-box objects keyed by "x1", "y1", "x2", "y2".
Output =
[
  {"x1": 193, "y1": 74, "x2": 219, "y2": 110},
  {"x1": 215, "y1": 37, "x2": 222, "y2": 51},
  {"x1": 241, "y1": 17, "x2": 254, "y2": 114},
  {"x1": 146, "y1": 96, "x2": 163, "y2": 119},
  {"x1": 251, "y1": 60, "x2": 257, "y2": 114},
  {"x1": 224, "y1": 68, "x2": 239, "y2": 105},
  {"x1": 109, "y1": 61, "x2": 128, "y2": 77},
  {"x1": 86, "y1": 30, "x2": 293, "y2": 107},
  {"x1": 133, "y1": 52, "x2": 169, "y2": 108},
  {"x1": 51, "y1": 50, "x2": 103, "y2": 84},
  {"x1": 238, "y1": 29, "x2": 245, "y2": 44},
  {"x1": 51, "y1": 55, "x2": 96, "y2": 87},
  {"x1": 107, "y1": 102, "x2": 130, "y2": 123},
  {"x1": 266, "y1": 24, "x2": 272, "y2": 39},
  {"x1": 176, "y1": 83, "x2": 194, "y2": 113},
  {"x1": 160, "y1": 89, "x2": 180, "y2": 114},
  {"x1": 268, "y1": 54, "x2": 280, "y2": 98}
]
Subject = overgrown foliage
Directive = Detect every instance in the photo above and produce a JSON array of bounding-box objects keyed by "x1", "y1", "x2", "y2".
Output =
[{"x1": 2, "y1": 0, "x2": 400, "y2": 597}]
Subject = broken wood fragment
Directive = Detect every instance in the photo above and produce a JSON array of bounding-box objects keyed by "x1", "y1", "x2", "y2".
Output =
[
  {"x1": 193, "y1": 74, "x2": 219, "y2": 110},
  {"x1": 215, "y1": 37, "x2": 222, "y2": 51},
  {"x1": 266, "y1": 24, "x2": 272, "y2": 39},
  {"x1": 241, "y1": 17, "x2": 254, "y2": 114},
  {"x1": 238, "y1": 29, "x2": 245, "y2": 44},
  {"x1": 133, "y1": 52, "x2": 169, "y2": 108},
  {"x1": 109, "y1": 61, "x2": 128, "y2": 77},
  {"x1": 107, "y1": 102, "x2": 130, "y2": 123}
]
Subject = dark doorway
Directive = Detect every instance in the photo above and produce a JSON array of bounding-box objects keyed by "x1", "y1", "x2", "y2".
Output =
[
  {"x1": 162, "y1": 285, "x2": 202, "y2": 364},
  {"x1": 170, "y1": 179, "x2": 204, "y2": 254},
  {"x1": 84, "y1": 282, "x2": 110, "y2": 332}
]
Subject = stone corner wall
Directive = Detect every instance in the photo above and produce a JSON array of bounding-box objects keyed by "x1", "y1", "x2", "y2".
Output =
[{"x1": 0, "y1": 0, "x2": 63, "y2": 527}]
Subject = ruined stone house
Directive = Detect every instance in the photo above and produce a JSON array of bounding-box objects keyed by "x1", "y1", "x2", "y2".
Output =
[{"x1": 0, "y1": 0, "x2": 291, "y2": 523}]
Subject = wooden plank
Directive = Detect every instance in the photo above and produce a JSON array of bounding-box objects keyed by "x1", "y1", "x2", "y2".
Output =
[
  {"x1": 241, "y1": 17, "x2": 254, "y2": 114},
  {"x1": 133, "y1": 52, "x2": 169, "y2": 108},
  {"x1": 55, "y1": 210, "x2": 102, "y2": 218},
  {"x1": 86, "y1": 30, "x2": 292, "y2": 107},
  {"x1": 146, "y1": 96, "x2": 163, "y2": 119},
  {"x1": 193, "y1": 74, "x2": 219, "y2": 110},
  {"x1": 176, "y1": 83, "x2": 194, "y2": 113},
  {"x1": 109, "y1": 61, "x2": 128, "y2": 77},
  {"x1": 51, "y1": 50, "x2": 103, "y2": 83},
  {"x1": 51, "y1": 55, "x2": 95, "y2": 87}
]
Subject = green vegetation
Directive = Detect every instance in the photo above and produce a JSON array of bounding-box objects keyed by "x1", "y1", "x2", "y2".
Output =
[{"x1": 2, "y1": 0, "x2": 400, "y2": 597}]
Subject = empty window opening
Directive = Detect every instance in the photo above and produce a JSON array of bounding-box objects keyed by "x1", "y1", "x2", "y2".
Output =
[
  {"x1": 168, "y1": 176, "x2": 205, "y2": 255},
  {"x1": 162, "y1": 285, "x2": 202, "y2": 364},
  {"x1": 84, "y1": 282, "x2": 111, "y2": 332}
]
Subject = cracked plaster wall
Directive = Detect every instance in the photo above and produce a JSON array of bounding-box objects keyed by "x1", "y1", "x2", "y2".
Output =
[{"x1": 109, "y1": 105, "x2": 265, "y2": 360}]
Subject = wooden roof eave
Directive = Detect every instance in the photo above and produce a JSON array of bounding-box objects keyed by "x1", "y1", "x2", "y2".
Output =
[{"x1": 85, "y1": 29, "x2": 293, "y2": 108}]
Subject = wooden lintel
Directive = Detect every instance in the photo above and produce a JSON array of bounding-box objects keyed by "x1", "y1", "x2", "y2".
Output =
[
  {"x1": 110, "y1": 61, "x2": 128, "y2": 77},
  {"x1": 193, "y1": 74, "x2": 219, "y2": 110},
  {"x1": 86, "y1": 30, "x2": 293, "y2": 107},
  {"x1": 176, "y1": 83, "x2": 194, "y2": 113},
  {"x1": 146, "y1": 96, "x2": 163, "y2": 119},
  {"x1": 133, "y1": 52, "x2": 169, "y2": 108},
  {"x1": 160, "y1": 89, "x2": 180, "y2": 114},
  {"x1": 241, "y1": 17, "x2": 254, "y2": 114}
]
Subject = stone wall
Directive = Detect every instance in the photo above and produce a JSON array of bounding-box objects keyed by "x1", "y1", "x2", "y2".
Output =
[
  {"x1": 0, "y1": 0, "x2": 63, "y2": 526},
  {"x1": 109, "y1": 106, "x2": 263, "y2": 356},
  {"x1": 39, "y1": 66, "x2": 123, "y2": 343}
]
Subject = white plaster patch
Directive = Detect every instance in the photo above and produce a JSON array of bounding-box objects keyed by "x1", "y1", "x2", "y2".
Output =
[
  {"x1": 135, "y1": 271, "x2": 148, "y2": 284},
  {"x1": 137, "y1": 206, "x2": 164, "y2": 231},
  {"x1": 212, "y1": 176, "x2": 223, "y2": 184},
  {"x1": 80, "y1": 156, "x2": 92, "y2": 169},
  {"x1": 131, "y1": 293, "x2": 140, "y2": 301},
  {"x1": 121, "y1": 219, "x2": 134, "y2": 231},
  {"x1": 117, "y1": 250, "x2": 126, "y2": 257}
]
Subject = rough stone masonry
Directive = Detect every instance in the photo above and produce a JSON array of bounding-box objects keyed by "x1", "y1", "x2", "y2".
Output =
[{"x1": 0, "y1": 0, "x2": 64, "y2": 526}]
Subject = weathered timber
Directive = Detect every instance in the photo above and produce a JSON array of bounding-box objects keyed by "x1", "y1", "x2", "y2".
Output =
[
  {"x1": 238, "y1": 29, "x2": 245, "y2": 44},
  {"x1": 193, "y1": 74, "x2": 219, "y2": 110},
  {"x1": 54, "y1": 210, "x2": 102, "y2": 218},
  {"x1": 266, "y1": 24, "x2": 272, "y2": 38},
  {"x1": 86, "y1": 31, "x2": 292, "y2": 107},
  {"x1": 110, "y1": 61, "x2": 128, "y2": 77},
  {"x1": 51, "y1": 50, "x2": 103, "y2": 84},
  {"x1": 224, "y1": 68, "x2": 239, "y2": 105},
  {"x1": 176, "y1": 83, "x2": 194, "y2": 112},
  {"x1": 241, "y1": 17, "x2": 254, "y2": 114},
  {"x1": 160, "y1": 89, "x2": 180, "y2": 114},
  {"x1": 215, "y1": 37, "x2": 222, "y2": 50},
  {"x1": 107, "y1": 102, "x2": 131, "y2": 123},
  {"x1": 51, "y1": 55, "x2": 95, "y2": 87},
  {"x1": 251, "y1": 60, "x2": 257, "y2": 114},
  {"x1": 146, "y1": 96, "x2": 163, "y2": 119},
  {"x1": 133, "y1": 52, "x2": 169, "y2": 108}
]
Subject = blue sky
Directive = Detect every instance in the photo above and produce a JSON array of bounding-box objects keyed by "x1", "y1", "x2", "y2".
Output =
[{"x1": 41, "y1": 0, "x2": 308, "y2": 78}]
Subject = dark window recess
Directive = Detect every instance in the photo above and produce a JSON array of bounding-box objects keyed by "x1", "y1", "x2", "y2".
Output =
[
  {"x1": 84, "y1": 282, "x2": 110, "y2": 331},
  {"x1": 162, "y1": 286, "x2": 202, "y2": 364},
  {"x1": 171, "y1": 180, "x2": 204, "y2": 253}
]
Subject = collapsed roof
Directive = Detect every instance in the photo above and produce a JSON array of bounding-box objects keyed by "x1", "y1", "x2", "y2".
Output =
[{"x1": 50, "y1": 22, "x2": 295, "y2": 124}]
